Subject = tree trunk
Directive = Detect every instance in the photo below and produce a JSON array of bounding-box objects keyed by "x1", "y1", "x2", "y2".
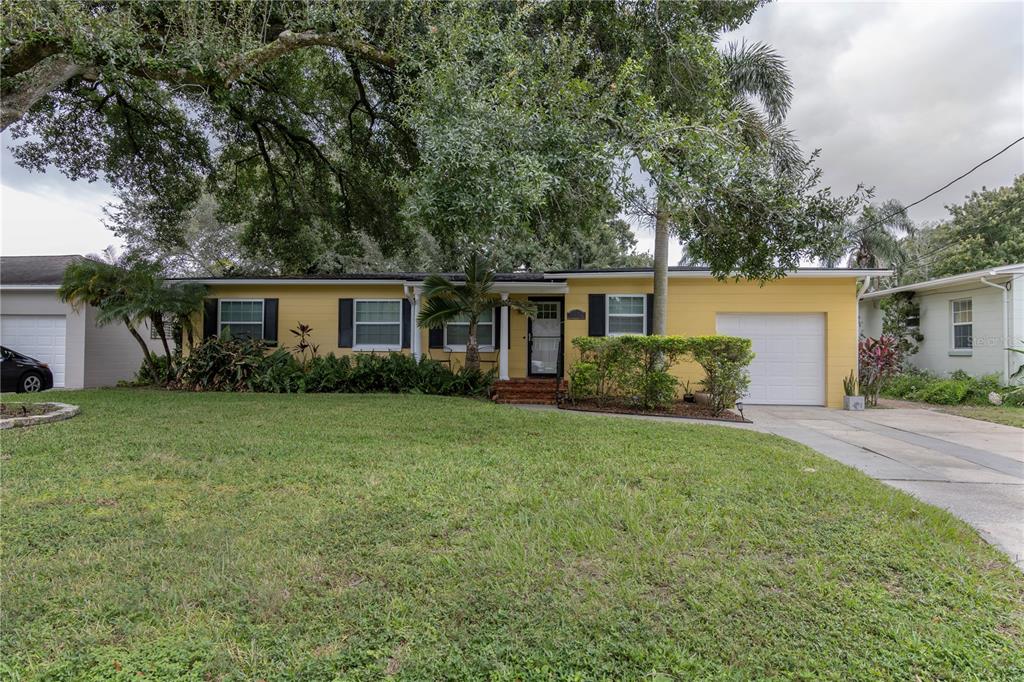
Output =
[
  {"x1": 652, "y1": 191, "x2": 669, "y2": 336},
  {"x1": 465, "y1": 319, "x2": 480, "y2": 372},
  {"x1": 124, "y1": 316, "x2": 158, "y2": 377}
]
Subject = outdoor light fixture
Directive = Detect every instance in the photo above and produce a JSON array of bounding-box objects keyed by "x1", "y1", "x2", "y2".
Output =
[{"x1": 736, "y1": 401, "x2": 744, "y2": 420}]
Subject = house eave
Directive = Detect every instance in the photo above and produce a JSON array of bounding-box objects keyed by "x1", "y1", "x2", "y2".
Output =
[
  {"x1": 860, "y1": 264, "x2": 1024, "y2": 301},
  {"x1": 543, "y1": 268, "x2": 890, "y2": 280}
]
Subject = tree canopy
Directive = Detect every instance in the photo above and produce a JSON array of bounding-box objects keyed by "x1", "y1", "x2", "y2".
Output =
[
  {"x1": 900, "y1": 176, "x2": 1023, "y2": 282},
  {"x1": 4, "y1": 0, "x2": 858, "y2": 277}
]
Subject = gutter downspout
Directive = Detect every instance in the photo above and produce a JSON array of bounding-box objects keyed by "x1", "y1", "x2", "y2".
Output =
[
  {"x1": 980, "y1": 275, "x2": 1010, "y2": 385},
  {"x1": 856, "y1": 275, "x2": 873, "y2": 343}
]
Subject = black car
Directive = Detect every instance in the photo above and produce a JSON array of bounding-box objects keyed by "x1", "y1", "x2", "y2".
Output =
[{"x1": 1, "y1": 346, "x2": 54, "y2": 393}]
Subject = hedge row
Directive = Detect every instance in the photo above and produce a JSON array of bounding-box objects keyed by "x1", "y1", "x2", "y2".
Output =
[{"x1": 568, "y1": 335, "x2": 754, "y2": 413}]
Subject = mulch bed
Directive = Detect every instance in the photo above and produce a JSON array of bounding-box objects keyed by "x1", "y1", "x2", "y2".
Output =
[
  {"x1": 0, "y1": 403, "x2": 59, "y2": 418},
  {"x1": 560, "y1": 399, "x2": 749, "y2": 423}
]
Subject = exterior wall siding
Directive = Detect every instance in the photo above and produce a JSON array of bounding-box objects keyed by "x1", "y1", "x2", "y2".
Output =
[
  {"x1": 563, "y1": 276, "x2": 859, "y2": 408},
  {"x1": 910, "y1": 284, "x2": 1009, "y2": 380},
  {"x1": 201, "y1": 276, "x2": 861, "y2": 408},
  {"x1": 0, "y1": 289, "x2": 163, "y2": 388}
]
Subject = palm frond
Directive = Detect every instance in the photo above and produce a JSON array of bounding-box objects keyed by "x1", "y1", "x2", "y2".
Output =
[
  {"x1": 418, "y1": 294, "x2": 468, "y2": 329},
  {"x1": 721, "y1": 40, "x2": 793, "y2": 125}
]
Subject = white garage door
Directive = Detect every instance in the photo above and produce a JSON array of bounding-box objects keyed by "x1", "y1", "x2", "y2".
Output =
[
  {"x1": 716, "y1": 313, "x2": 825, "y2": 406},
  {"x1": 0, "y1": 315, "x2": 67, "y2": 387}
]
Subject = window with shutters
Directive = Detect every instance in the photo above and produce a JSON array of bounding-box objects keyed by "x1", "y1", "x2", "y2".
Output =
[
  {"x1": 951, "y1": 298, "x2": 972, "y2": 351},
  {"x1": 606, "y1": 295, "x2": 645, "y2": 335},
  {"x1": 444, "y1": 308, "x2": 494, "y2": 350},
  {"x1": 219, "y1": 300, "x2": 264, "y2": 340},
  {"x1": 354, "y1": 299, "x2": 402, "y2": 350}
]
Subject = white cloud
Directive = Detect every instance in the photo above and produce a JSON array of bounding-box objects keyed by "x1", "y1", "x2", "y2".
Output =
[{"x1": 0, "y1": 184, "x2": 121, "y2": 257}]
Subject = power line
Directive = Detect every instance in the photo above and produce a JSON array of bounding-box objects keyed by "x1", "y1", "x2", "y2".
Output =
[{"x1": 851, "y1": 135, "x2": 1024, "y2": 236}]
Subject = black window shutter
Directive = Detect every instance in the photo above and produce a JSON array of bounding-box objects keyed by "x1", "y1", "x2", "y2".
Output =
[
  {"x1": 646, "y1": 293, "x2": 654, "y2": 335},
  {"x1": 588, "y1": 294, "x2": 605, "y2": 336},
  {"x1": 428, "y1": 326, "x2": 443, "y2": 349},
  {"x1": 401, "y1": 299, "x2": 412, "y2": 349},
  {"x1": 338, "y1": 299, "x2": 354, "y2": 348},
  {"x1": 493, "y1": 305, "x2": 501, "y2": 347},
  {"x1": 203, "y1": 298, "x2": 218, "y2": 339},
  {"x1": 263, "y1": 298, "x2": 279, "y2": 345}
]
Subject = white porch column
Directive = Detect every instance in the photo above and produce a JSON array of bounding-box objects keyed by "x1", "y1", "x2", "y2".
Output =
[
  {"x1": 499, "y1": 293, "x2": 510, "y2": 380},
  {"x1": 411, "y1": 287, "x2": 423, "y2": 360}
]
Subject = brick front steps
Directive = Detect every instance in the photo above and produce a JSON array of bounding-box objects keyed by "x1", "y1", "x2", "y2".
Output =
[{"x1": 491, "y1": 378, "x2": 565, "y2": 405}]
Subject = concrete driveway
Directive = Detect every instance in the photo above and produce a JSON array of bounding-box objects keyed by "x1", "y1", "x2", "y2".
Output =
[{"x1": 742, "y1": 405, "x2": 1023, "y2": 566}]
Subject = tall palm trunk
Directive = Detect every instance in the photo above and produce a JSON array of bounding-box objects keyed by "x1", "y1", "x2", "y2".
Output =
[
  {"x1": 465, "y1": 318, "x2": 480, "y2": 371},
  {"x1": 124, "y1": 315, "x2": 158, "y2": 375},
  {"x1": 652, "y1": 192, "x2": 669, "y2": 336}
]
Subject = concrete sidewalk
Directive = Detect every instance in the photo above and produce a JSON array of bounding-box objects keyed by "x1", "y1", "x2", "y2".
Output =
[{"x1": 520, "y1": 403, "x2": 1024, "y2": 566}]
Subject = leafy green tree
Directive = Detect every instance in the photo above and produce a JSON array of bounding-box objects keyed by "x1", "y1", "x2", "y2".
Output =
[
  {"x1": 828, "y1": 199, "x2": 915, "y2": 272},
  {"x1": 418, "y1": 255, "x2": 536, "y2": 372},
  {"x1": 900, "y1": 177, "x2": 1023, "y2": 282},
  {"x1": 58, "y1": 257, "x2": 206, "y2": 380}
]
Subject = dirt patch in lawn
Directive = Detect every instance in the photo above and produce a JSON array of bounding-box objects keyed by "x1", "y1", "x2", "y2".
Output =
[
  {"x1": 1, "y1": 403, "x2": 60, "y2": 418},
  {"x1": 560, "y1": 399, "x2": 748, "y2": 423}
]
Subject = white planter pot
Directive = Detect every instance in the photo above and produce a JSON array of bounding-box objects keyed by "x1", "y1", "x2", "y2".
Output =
[{"x1": 843, "y1": 395, "x2": 865, "y2": 411}]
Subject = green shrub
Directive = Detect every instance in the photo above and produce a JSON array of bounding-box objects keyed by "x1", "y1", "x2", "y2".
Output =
[
  {"x1": 568, "y1": 335, "x2": 753, "y2": 413},
  {"x1": 177, "y1": 337, "x2": 493, "y2": 397},
  {"x1": 683, "y1": 336, "x2": 755, "y2": 413},
  {"x1": 883, "y1": 370, "x2": 1014, "y2": 407},
  {"x1": 912, "y1": 380, "x2": 969, "y2": 405}
]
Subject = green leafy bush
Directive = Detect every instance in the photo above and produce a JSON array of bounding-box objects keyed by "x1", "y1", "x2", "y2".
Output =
[
  {"x1": 882, "y1": 370, "x2": 1016, "y2": 407},
  {"x1": 683, "y1": 336, "x2": 755, "y2": 413},
  {"x1": 568, "y1": 335, "x2": 753, "y2": 413},
  {"x1": 176, "y1": 337, "x2": 493, "y2": 397},
  {"x1": 912, "y1": 380, "x2": 970, "y2": 405}
]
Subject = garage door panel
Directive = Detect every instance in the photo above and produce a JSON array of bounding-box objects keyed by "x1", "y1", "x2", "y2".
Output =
[
  {"x1": 716, "y1": 313, "x2": 825, "y2": 406},
  {"x1": 0, "y1": 315, "x2": 67, "y2": 387}
]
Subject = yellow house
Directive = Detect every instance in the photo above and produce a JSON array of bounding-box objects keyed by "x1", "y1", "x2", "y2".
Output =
[{"x1": 186, "y1": 267, "x2": 887, "y2": 408}]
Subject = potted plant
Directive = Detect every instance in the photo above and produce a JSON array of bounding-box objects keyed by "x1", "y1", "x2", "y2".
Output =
[
  {"x1": 843, "y1": 370, "x2": 865, "y2": 411},
  {"x1": 682, "y1": 380, "x2": 696, "y2": 403}
]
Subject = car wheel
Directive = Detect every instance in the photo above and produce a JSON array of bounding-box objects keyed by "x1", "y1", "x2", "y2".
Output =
[{"x1": 19, "y1": 372, "x2": 43, "y2": 393}]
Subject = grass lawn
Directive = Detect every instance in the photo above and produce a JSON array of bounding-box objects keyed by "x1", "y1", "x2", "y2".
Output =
[
  {"x1": 933, "y1": 404, "x2": 1024, "y2": 429},
  {"x1": 3, "y1": 390, "x2": 1022, "y2": 680}
]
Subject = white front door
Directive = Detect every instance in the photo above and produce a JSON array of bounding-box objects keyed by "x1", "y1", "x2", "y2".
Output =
[
  {"x1": 529, "y1": 301, "x2": 562, "y2": 375},
  {"x1": 716, "y1": 313, "x2": 826, "y2": 406},
  {"x1": 0, "y1": 314, "x2": 67, "y2": 387}
]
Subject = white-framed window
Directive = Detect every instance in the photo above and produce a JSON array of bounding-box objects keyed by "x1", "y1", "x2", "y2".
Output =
[
  {"x1": 951, "y1": 298, "x2": 973, "y2": 351},
  {"x1": 444, "y1": 308, "x2": 494, "y2": 350},
  {"x1": 606, "y1": 294, "x2": 645, "y2": 335},
  {"x1": 219, "y1": 299, "x2": 264, "y2": 340},
  {"x1": 354, "y1": 299, "x2": 402, "y2": 350}
]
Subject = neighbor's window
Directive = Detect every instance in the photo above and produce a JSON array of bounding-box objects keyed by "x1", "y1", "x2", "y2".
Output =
[
  {"x1": 354, "y1": 299, "x2": 402, "y2": 349},
  {"x1": 951, "y1": 298, "x2": 973, "y2": 350},
  {"x1": 445, "y1": 308, "x2": 494, "y2": 349},
  {"x1": 219, "y1": 300, "x2": 263, "y2": 339},
  {"x1": 606, "y1": 294, "x2": 645, "y2": 335}
]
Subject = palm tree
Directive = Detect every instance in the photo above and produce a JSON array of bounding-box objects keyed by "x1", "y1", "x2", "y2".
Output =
[
  {"x1": 832, "y1": 199, "x2": 915, "y2": 273},
  {"x1": 59, "y1": 257, "x2": 206, "y2": 382},
  {"x1": 650, "y1": 40, "x2": 800, "y2": 334},
  {"x1": 418, "y1": 255, "x2": 536, "y2": 372}
]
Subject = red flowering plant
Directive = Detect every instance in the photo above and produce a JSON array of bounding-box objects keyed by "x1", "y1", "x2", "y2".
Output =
[{"x1": 859, "y1": 335, "x2": 902, "y2": 407}]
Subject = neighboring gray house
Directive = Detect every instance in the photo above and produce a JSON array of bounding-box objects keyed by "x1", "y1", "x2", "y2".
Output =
[
  {"x1": 0, "y1": 255, "x2": 164, "y2": 388},
  {"x1": 859, "y1": 264, "x2": 1024, "y2": 385}
]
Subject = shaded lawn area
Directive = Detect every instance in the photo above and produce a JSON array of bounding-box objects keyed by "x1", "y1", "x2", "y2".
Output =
[
  {"x1": 931, "y1": 403, "x2": 1024, "y2": 429},
  {"x1": 2, "y1": 390, "x2": 1022, "y2": 680}
]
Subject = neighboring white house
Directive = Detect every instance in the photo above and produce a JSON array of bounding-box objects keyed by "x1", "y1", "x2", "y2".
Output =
[
  {"x1": 859, "y1": 264, "x2": 1024, "y2": 385},
  {"x1": 0, "y1": 255, "x2": 164, "y2": 388}
]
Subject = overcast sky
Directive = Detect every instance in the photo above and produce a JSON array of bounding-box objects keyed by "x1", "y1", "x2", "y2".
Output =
[{"x1": 2, "y1": 0, "x2": 1022, "y2": 263}]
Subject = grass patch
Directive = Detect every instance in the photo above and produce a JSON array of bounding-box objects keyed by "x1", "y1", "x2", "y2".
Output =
[
  {"x1": 930, "y1": 403, "x2": 1024, "y2": 429},
  {"x1": 3, "y1": 389, "x2": 1022, "y2": 680}
]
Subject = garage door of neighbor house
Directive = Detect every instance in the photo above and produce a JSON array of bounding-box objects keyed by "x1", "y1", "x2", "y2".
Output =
[
  {"x1": 716, "y1": 313, "x2": 825, "y2": 406},
  {"x1": 0, "y1": 315, "x2": 67, "y2": 387}
]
